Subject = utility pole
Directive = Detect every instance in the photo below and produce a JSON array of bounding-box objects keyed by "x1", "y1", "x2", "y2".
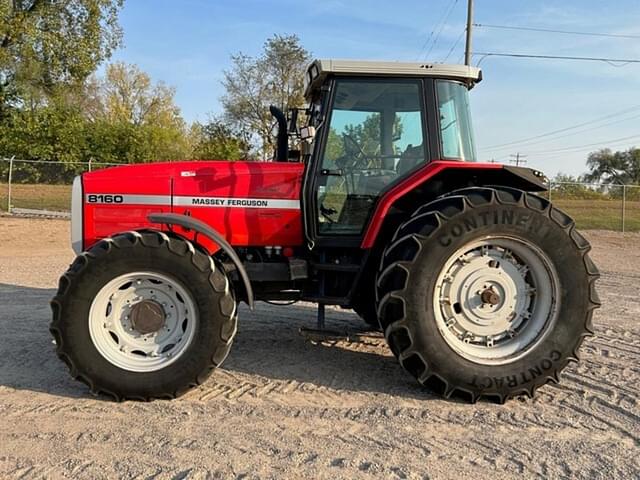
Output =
[
  {"x1": 464, "y1": 0, "x2": 474, "y2": 66},
  {"x1": 509, "y1": 152, "x2": 527, "y2": 167}
]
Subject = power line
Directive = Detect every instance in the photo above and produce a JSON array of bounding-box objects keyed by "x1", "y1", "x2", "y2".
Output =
[
  {"x1": 531, "y1": 138, "x2": 640, "y2": 161},
  {"x1": 479, "y1": 105, "x2": 640, "y2": 150},
  {"x1": 498, "y1": 137, "x2": 640, "y2": 164},
  {"x1": 442, "y1": 28, "x2": 466, "y2": 63},
  {"x1": 524, "y1": 133, "x2": 640, "y2": 155},
  {"x1": 474, "y1": 51, "x2": 640, "y2": 66},
  {"x1": 416, "y1": 25, "x2": 438, "y2": 60},
  {"x1": 480, "y1": 112, "x2": 640, "y2": 153},
  {"x1": 416, "y1": 0, "x2": 457, "y2": 60},
  {"x1": 424, "y1": 0, "x2": 460, "y2": 60},
  {"x1": 473, "y1": 23, "x2": 640, "y2": 40},
  {"x1": 504, "y1": 113, "x2": 640, "y2": 150}
]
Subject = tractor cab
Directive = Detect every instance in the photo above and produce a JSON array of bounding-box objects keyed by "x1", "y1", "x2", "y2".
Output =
[{"x1": 290, "y1": 59, "x2": 482, "y2": 244}]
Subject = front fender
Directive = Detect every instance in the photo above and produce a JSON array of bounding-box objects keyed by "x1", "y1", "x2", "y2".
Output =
[{"x1": 148, "y1": 213, "x2": 254, "y2": 309}]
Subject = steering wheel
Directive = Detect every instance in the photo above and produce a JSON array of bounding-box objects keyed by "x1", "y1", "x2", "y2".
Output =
[{"x1": 339, "y1": 133, "x2": 372, "y2": 170}]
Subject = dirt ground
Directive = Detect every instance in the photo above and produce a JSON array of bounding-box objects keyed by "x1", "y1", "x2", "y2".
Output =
[{"x1": 0, "y1": 217, "x2": 638, "y2": 479}]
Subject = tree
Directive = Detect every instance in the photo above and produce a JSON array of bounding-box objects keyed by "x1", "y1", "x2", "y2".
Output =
[
  {"x1": 585, "y1": 147, "x2": 640, "y2": 185},
  {"x1": 0, "y1": 93, "x2": 87, "y2": 181},
  {"x1": 324, "y1": 113, "x2": 403, "y2": 167},
  {"x1": 0, "y1": 61, "x2": 195, "y2": 171},
  {"x1": 0, "y1": 0, "x2": 123, "y2": 111},
  {"x1": 82, "y1": 62, "x2": 191, "y2": 162},
  {"x1": 190, "y1": 119, "x2": 251, "y2": 161},
  {"x1": 84, "y1": 62, "x2": 181, "y2": 126},
  {"x1": 221, "y1": 34, "x2": 311, "y2": 159},
  {"x1": 550, "y1": 173, "x2": 604, "y2": 200}
]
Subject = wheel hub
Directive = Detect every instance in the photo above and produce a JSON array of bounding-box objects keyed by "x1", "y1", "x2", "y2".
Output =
[
  {"x1": 480, "y1": 287, "x2": 500, "y2": 306},
  {"x1": 130, "y1": 300, "x2": 166, "y2": 334},
  {"x1": 88, "y1": 272, "x2": 197, "y2": 372},
  {"x1": 434, "y1": 237, "x2": 559, "y2": 365}
]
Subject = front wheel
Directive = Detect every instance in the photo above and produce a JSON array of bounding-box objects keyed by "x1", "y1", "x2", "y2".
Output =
[
  {"x1": 50, "y1": 231, "x2": 237, "y2": 400},
  {"x1": 376, "y1": 187, "x2": 600, "y2": 402}
]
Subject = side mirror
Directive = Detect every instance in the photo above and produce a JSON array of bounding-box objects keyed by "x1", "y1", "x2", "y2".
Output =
[{"x1": 300, "y1": 126, "x2": 316, "y2": 142}]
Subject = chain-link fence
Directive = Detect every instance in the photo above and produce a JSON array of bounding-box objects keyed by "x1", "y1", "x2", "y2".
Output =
[
  {"x1": 1, "y1": 157, "x2": 639, "y2": 231},
  {"x1": 0, "y1": 157, "x2": 118, "y2": 216},
  {"x1": 545, "y1": 181, "x2": 640, "y2": 233}
]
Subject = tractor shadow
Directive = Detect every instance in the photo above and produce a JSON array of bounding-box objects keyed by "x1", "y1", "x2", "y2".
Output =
[
  {"x1": 223, "y1": 302, "x2": 439, "y2": 401},
  {"x1": 0, "y1": 283, "x2": 440, "y2": 402}
]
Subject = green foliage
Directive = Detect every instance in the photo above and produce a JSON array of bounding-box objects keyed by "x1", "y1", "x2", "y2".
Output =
[
  {"x1": 0, "y1": 96, "x2": 85, "y2": 161},
  {"x1": 549, "y1": 173, "x2": 605, "y2": 200},
  {"x1": 0, "y1": 95, "x2": 87, "y2": 182},
  {"x1": 221, "y1": 34, "x2": 311, "y2": 159},
  {"x1": 0, "y1": 61, "x2": 209, "y2": 182},
  {"x1": 0, "y1": 26, "x2": 308, "y2": 186},
  {"x1": 324, "y1": 113, "x2": 404, "y2": 167},
  {"x1": 344, "y1": 114, "x2": 382, "y2": 158},
  {"x1": 324, "y1": 128, "x2": 344, "y2": 164},
  {"x1": 585, "y1": 147, "x2": 640, "y2": 185},
  {"x1": 79, "y1": 62, "x2": 192, "y2": 163},
  {"x1": 191, "y1": 120, "x2": 250, "y2": 161},
  {"x1": 0, "y1": 0, "x2": 123, "y2": 111}
]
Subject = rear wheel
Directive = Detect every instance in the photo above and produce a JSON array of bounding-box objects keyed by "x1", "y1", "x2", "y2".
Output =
[
  {"x1": 353, "y1": 301, "x2": 380, "y2": 330},
  {"x1": 50, "y1": 231, "x2": 237, "y2": 400},
  {"x1": 376, "y1": 187, "x2": 600, "y2": 402}
]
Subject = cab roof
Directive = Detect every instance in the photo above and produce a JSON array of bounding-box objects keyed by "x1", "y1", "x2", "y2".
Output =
[{"x1": 304, "y1": 59, "x2": 482, "y2": 97}]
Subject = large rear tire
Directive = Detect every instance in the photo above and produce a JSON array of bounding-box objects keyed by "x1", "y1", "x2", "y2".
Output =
[
  {"x1": 353, "y1": 300, "x2": 381, "y2": 330},
  {"x1": 50, "y1": 231, "x2": 237, "y2": 401},
  {"x1": 376, "y1": 187, "x2": 600, "y2": 402}
]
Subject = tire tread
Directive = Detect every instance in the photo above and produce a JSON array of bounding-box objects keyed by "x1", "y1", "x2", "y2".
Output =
[
  {"x1": 376, "y1": 187, "x2": 600, "y2": 402},
  {"x1": 50, "y1": 230, "x2": 237, "y2": 401}
]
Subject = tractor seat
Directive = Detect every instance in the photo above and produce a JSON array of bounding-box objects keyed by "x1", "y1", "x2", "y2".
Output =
[{"x1": 396, "y1": 143, "x2": 425, "y2": 175}]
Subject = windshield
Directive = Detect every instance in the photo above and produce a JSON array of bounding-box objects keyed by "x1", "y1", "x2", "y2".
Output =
[{"x1": 436, "y1": 81, "x2": 476, "y2": 161}]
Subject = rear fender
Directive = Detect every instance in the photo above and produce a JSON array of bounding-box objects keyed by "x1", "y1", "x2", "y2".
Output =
[
  {"x1": 361, "y1": 161, "x2": 548, "y2": 249},
  {"x1": 148, "y1": 213, "x2": 254, "y2": 309}
]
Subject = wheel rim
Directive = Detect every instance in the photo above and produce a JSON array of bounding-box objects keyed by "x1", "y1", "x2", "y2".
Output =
[
  {"x1": 88, "y1": 271, "x2": 197, "y2": 372},
  {"x1": 433, "y1": 236, "x2": 560, "y2": 365}
]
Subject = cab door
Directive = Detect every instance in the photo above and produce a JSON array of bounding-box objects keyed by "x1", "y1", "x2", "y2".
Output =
[{"x1": 310, "y1": 78, "x2": 429, "y2": 242}]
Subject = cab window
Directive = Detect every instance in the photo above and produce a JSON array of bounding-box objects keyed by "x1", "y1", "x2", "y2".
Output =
[
  {"x1": 317, "y1": 79, "x2": 426, "y2": 235},
  {"x1": 436, "y1": 80, "x2": 476, "y2": 161}
]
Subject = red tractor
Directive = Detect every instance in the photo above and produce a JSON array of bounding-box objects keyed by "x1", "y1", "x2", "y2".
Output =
[{"x1": 51, "y1": 59, "x2": 599, "y2": 402}]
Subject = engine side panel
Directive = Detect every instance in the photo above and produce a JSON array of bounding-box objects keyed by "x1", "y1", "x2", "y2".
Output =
[
  {"x1": 81, "y1": 161, "x2": 305, "y2": 252},
  {"x1": 172, "y1": 162, "x2": 304, "y2": 246}
]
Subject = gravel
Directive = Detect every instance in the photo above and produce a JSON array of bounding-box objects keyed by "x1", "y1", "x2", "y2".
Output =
[{"x1": 0, "y1": 217, "x2": 638, "y2": 479}]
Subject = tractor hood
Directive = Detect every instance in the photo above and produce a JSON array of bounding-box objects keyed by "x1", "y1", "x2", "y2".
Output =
[{"x1": 76, "y1": 161, "x2": 305, "y2": 253}]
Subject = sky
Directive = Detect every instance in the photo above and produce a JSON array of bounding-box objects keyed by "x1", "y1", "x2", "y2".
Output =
[{"x1": 109, "y1": 0, "x2": 640, "y2": 177}]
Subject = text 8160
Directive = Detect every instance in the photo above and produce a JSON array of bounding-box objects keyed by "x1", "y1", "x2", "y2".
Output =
[{"x1": 87, "y1": 194, "x2": 124, "y2": 204}]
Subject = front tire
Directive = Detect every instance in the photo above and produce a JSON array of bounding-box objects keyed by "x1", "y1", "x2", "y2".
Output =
[
  {"x1": 50, "y1": 231, "x2": 237, "y2": 400},
  {"x1": 376, "y1": 187, "x2": 600, "y2": 402}
]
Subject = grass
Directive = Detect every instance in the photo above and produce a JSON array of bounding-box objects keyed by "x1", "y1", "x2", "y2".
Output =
[
  {"x1": 1, "y1": 183, "x2": 638, "y2": 232},
  {"x1": 0, "y1": 183, "x2": 72, "y2": 212},
  {"x1": 552, "y1": 199, "x2": 640, "y2": 232}
]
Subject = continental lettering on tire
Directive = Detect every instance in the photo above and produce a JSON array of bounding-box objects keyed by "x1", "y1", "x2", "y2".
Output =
[
  {"x1": 87, "y1": 194, "x2": 124, "y2": 204},
  {"x1": 438, "y1": 209, "x2": 550, "y2": 246},
  {"x1": 467, "y1": 350, "x2": 562, "y2": 389}
]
